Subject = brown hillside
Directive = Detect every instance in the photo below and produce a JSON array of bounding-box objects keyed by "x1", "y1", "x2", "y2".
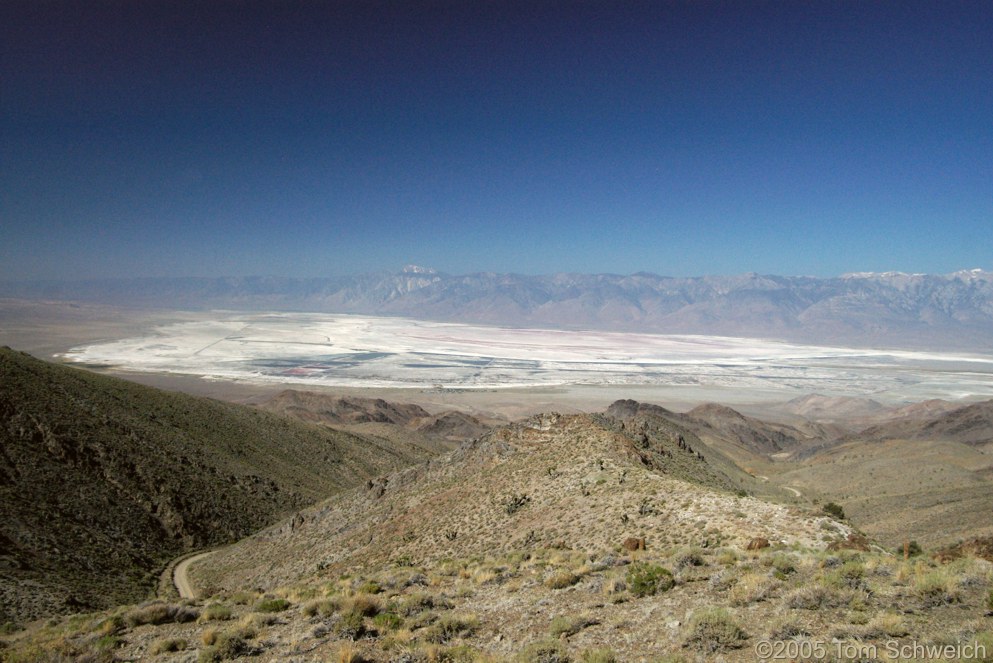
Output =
[
  {"x1": 191, "y1": 412, "x2": 838, "y2": 596},
  {"x1": 260, "y1": 390, "x2": 431, "y2": 426},
  {"x1": 857, "y1": 399, "x2": 993, "y2": 446},
  {"x1": 256, "y1": 389, "x2": 492, "y2": 446},
  {"x1": 685, "y1": 402, "x2": 809, "y2": 455},
  {"x1": 0, "y1": 348, "x2": 434, "y2": 623}
]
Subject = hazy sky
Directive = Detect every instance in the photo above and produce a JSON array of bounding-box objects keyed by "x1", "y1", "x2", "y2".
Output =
[{"x1": 2, "y1": 1, "x2": 991, "y2": 281}]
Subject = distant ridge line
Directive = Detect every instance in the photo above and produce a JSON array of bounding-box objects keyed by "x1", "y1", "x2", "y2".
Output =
[{"x1": 2, "y1": 268, "x2": 992, "y2": 350}]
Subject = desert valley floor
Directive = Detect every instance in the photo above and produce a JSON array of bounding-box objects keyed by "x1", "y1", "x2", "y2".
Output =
[{"x1": 48, "y1": 309, "x2": 993, "y2": 413}]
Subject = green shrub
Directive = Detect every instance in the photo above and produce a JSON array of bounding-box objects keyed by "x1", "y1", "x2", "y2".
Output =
[
  {"x1": 896, "y1": 540, "x2": 923, "y2": 557},
  {"x1": 372, "y1": 612, "x2": 402, "y2": 631},
  {"x1": 254, "y1": 597, "x2": 291, "y2": 613},
  {"x1": 626, "y1": 562, "x2": 674, "y2": 597},
  {"x1": 823, "y1": 560, "x2": 866, "y2": 590},
  {"x1": 823, "y1": 502, "x2": 845, "y2": 519},
  {"x1": 93, "y1": 635, "x2": 120, "y2": 652},
  {"x1": 333, "y1": 611, "x2": 366, "y2": 640},
  {"x1": 357, "y1": 581, "x2": 382, "y2": 594},
  {"x1": 766, "y1": 553, "x2": 796, "y2": 578},
  {"x1": 682, "y1": 607, "x2": 748, "y2": 653}
]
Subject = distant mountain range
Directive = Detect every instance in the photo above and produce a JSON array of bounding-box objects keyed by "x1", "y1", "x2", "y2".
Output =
[{"x1": 4, "y1": 267, "x2": 992, "y2": 349}]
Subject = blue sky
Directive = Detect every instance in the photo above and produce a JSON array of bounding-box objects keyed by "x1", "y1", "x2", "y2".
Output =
[{"x1": 2, "y1": 1, "x2": 991, "y2": 280}]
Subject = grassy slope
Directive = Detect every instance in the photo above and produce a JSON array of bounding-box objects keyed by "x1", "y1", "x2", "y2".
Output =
[{"x1": 0, "y1": 347, "x2": 433, "y2": 623}]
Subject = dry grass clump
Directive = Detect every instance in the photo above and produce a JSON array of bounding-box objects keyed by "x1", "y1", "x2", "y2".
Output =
[
  {"x1": 200, "y1": 602, "x2": 233, "y2": 622},
  {"x1": 422, "y1": 613, "x2": 479, "y2": 644},
  {"x1": 228, "y1": 589, "x2": 258, "y2": 605},
  {"x1": 92, "y1": 614, "x2": 125, "y2": 636},
  {"x1": 673, "y1": 548, "x2": 706, "y2": 570},
  {"x1": 915, "y1": 568, "x2": 962, "y2": 607},
  {"x1": 303, "y1": 596, "x2": 341, "y2": 618},
  {"x1": 865, "y1": 612, "x2": 909, "y2": 638},
  {"x1": 334, "y1": 641, "x2": 371, "y2": 663},
  {"x1": 707, "y1": 566, "x2": 736, "y2": 592},
  {"x1": 784, "y1": 584, "x2": 846, "y2": 610},
  {"x1": 544, "y1": 571, "x2": 581, "y2": 589},
  {"x1": 762, "y1": 553, "x2": 798, "y2": 579},
  {"x1": 549, "y1": 613, "x2": 599, "y2": 638},
  {"x1": 347, "y1": 593, "x2": 383, "y2": 618},
  {"x1": 715, "y1": 549, "x2": 740, "y2": 566},
  {"x1": 148, "y1": 637, "x2": 188, "y2": 654},
  {"x1": 0, "y1": 635, "x2": 117, "y2": 663},
  {"x1": 728, "y1": 572, "x2": 778, "y2": 606},
  {"x1": 398, "y1": 592, "x2": 452, "y2": 616},
  {"x1": 516, "y1": 638, "x2": 571, "y2": 662},
  {"x1": 822, "y1": 559, "x2": 867, "y2": 591},
  {"x1": 682, "y1": 607, "x2": 747, "y2": 653},
  {"x1": 766, "y1": 618, "x2": 809, "y2": 641},
  {"x1": 579, "y1": 648, "x2": 618, "y2": 663},
  {"x1": 197, "y1": 629, "x2": 251, "y2": 662},
  {"x1": 124, "y1": 601, "x2": 198, "y2": 627},
  {"x1": 240, "y1": 612, "x2": 277, "y2": 629}
]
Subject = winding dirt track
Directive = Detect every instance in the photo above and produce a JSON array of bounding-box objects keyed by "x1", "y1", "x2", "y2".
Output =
[{"x1": 173, "y1": 550, "x2": 218, "y2": 599}]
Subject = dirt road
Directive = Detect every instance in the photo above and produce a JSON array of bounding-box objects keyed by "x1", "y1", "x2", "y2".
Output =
[{"x1": 173, "y1": 550, "x2": 218, "y2": 599}]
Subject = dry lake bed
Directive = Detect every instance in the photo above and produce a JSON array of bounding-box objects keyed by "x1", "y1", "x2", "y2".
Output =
[{"x1": 56, "y1": 310, "x2": 993, "y2": 409}]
